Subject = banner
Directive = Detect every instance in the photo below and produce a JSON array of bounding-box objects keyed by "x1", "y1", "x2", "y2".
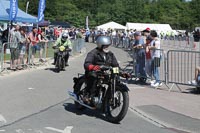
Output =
[
  {"x1": 38, "y1": 0, "x2": 46, "y2": 22},
  {"x1": 86, "y1": 16, "x2": 89, "y2": 29},
  {"x1": 9, "y1": 0, "x2": 18, "y2": 21}
]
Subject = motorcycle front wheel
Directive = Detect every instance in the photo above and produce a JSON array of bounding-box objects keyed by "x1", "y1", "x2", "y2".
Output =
[
  {"x1": 74, "y1": 77, "x2": 87, "y2": 110},
  {"x1": 56, "y1": 56, "x2": 62, "y2": 72},
  {"x1": 105, "y1": 86, "x2": 129, "y2": 123}
]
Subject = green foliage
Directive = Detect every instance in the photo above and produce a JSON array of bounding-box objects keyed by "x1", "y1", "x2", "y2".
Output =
[{"x1": 18, "y1": 0, "x2": 199, "y2": 30}]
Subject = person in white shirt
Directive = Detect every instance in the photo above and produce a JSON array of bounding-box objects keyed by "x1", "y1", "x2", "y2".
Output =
[
  {"x1": 148, "y1": 30, "x2": 162, "y2": 87},
  {"x1": 9, "y1": 25, "x2": 22, "y2": 70}
]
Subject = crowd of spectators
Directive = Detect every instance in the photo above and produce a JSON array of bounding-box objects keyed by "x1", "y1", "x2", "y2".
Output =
[
  {"x1": 86, "y1": 28, "x2": 165, "y2": 87},
  {"x1": 0, "y1": 24, "x2": 200, "y2": 84},
  {"x1": 87, "y1": 27, "x2": 200, "y2": 87},
  {"x1": 0, "y1": 24, "x2": 87, "y2": 71}
]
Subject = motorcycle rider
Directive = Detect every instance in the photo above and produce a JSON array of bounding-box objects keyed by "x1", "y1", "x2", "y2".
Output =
[
  {"x1": 53, "y1": 32, "x2": 72, "y2": 66},
  {"x1": 84, "y1": 35, "x2": 128, "y2": 100}
]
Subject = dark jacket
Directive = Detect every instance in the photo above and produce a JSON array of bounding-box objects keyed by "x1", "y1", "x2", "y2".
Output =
[{"x1": 84, "y1": 47, "x2": 119, "y2": 72}]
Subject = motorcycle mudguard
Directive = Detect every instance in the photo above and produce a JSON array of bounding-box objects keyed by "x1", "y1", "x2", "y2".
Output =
[
  {"x1": 117, "y1": 83, "x2": 130, "y2": 91},
  {"x1": 73, "y1": 75, "x2": 85, "y2": 89}
]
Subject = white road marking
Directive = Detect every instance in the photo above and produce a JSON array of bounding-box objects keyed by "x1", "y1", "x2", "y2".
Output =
[
  {"x1": 0, "y1": 114, "x2": 6, "y2": 124},
  {"x1": 45, "y1": 127, "x2": 63, "y2": 132},
  {"x1": 63, "y1": 126, "x2": 73, "y2": 133},
  {"x1": 0, "y1": 130, "x2": 5, "y2": 132},
  {"x1": 16, "y1": 129, "x2": 25, "y2": 133},
  {"x1": 45, "y1": 126, "x2": 73, "y2": 133},
  {"x1": 28, "y1": 87, "x2": 35, "y2": 90}
]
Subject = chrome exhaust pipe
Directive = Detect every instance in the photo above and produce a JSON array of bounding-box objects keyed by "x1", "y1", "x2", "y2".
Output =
[{"x1": 68, "y1": 91, "x2": 95, "y2": 110}]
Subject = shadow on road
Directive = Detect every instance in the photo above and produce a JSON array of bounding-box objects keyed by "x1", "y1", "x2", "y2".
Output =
[
  {"x1": 63, "y1": 103, "x2": 118, "y2": 124},
  {"x1": 184, "y1": 88, "x2": 200, "y2": 95},
  {"x1": 44, "y1": 68, "x2": 65, "y2": 73}
]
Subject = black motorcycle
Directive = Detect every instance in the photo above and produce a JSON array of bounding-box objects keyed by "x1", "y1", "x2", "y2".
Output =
[
  {"x1": 53, "y1": 46, "x2": 71, "y2": 72},
  {"x1": 68, "y1": 66, "x2": 129, "y2": 123}
]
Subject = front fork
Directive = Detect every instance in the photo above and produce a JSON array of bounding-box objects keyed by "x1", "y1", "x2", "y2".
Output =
[{"x1": 111, "y1": 76, "x2": 117, "y2": 107}]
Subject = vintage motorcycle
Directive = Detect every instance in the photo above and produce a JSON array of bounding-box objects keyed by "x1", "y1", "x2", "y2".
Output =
[
  {"x1": 53, "y1": 45, "x2": 71, "y2": 72},
  {"x1": 68, "y1": 66, "x2": 129, "y2": 123}
]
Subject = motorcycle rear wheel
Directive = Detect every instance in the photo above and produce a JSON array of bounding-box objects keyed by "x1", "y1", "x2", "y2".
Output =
[{"x1": 105, "y1": 86, "x2": 129, "y2": 123}]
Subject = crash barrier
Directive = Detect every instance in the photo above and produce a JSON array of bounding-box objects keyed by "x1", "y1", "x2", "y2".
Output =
[
  {"x1": 71, "y1": 38, "x2": 85, "y2": 55},
  {"x1": 0, "y1": 42, "x2": 9, "y2": 74},
  {"x1": 0, "y1": 39, "x2": 85, "y2": 75},
  {"x1": 166, "y1": 50, "x2": 200, "y2": 91},
  {"x1": 124, "y1": 49, "x2": 166, "y2": 84},
  {"x1": 124, "y1": 47, "x2": 200, "y2": 92}
]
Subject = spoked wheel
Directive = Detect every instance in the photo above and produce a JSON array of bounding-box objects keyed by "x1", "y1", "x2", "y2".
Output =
[
  {"x1": 56, "y1": 57, "x2": 62, "y2": 72},
  {"x1": 74, "y1": 77, "x2": 87, "y2": 110},
  {"x1": 62, "y1": 58, "x2": 66, "y2": 70},
  {"x1": 105, "y1": 86, "x2": 129, "y2": 123}
]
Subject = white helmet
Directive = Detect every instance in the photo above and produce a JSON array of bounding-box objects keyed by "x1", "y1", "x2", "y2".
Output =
[{"x1": 96, "y1": 36, "x2": 111, "y2": 49}]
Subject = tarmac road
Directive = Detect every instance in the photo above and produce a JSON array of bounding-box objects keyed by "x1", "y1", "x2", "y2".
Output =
[{"x1": 0, "y1": 43, "x2": 198, "y2": 133}]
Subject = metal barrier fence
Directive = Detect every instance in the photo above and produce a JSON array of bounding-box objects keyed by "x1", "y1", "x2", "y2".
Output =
[
  {"x1": 123, "y1": 47, "x2": 200, "y2": 92},
  {"x1": 0, "y1": 38, "x2": 85, "y2": 75},
  {"x1": 124, "y1": 48, "x2": 166, "y2": 84},
  {"x1": 167, "y1": 50, "x2": 200, "y2": 91}
]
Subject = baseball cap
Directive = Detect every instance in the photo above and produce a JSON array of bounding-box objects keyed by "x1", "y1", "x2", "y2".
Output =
[
  {"x1": 134, "y1": 31, "x2": 141, "y2": 36},
  {"x1": 143, "y1": 27, "x2": 151, "y2": 33},
  {"x1": 146, "y1": 27, "x2": 150, "y2": 31}
]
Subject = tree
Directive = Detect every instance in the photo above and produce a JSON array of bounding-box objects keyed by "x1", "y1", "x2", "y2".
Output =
[{"x1": 17, "y1": 0, "x2": 197, "y2": 30}]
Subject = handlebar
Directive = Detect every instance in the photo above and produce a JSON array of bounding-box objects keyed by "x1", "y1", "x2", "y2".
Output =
[
  {"x1": 52, "y1": 46, "x2": 72, "y2": 52},
  {"x1": 100, "y1": 65, "x2": 112, "y2": 71},
  {"x1": 97, "y1": 66, "x2": 130, "y2": 79}
]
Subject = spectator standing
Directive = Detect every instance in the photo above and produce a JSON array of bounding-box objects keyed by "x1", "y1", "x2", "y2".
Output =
[
  {"x1": 142, "y1": 27, "x2": 151, "y2": 44},
  {"x1": 85, "y1": 29, "x2": 90, "y2": 42},
  {"x1": 9, "y1": 25, "x2": 21, "y2": 70},
  {"x1": 19, "y1": 28, "x2": 29, "y2": 68},
  {"x1": 124, "y1": 30, "x2": 130, "y2": 50},
  {"x1": 111, "y1": 29, "x2": 117, "y2": 46},
  {"x1": 193, "y1": 29, "x2": 200, "y2": 51},
  {"x1": 69, "y1": 28, "x2": 76, "y2": 42},
  {"x1": 91, "y1": 29, "x2": 95, "y2": 43},
  {"x1": 133, "y1": 32, "x2": 147, "y2": 83},
  {"x1": 28, "y1": 27, "x2": 39, "y2": 65},
  {"x1": 148, "y1": 30, "x2": 162, "y2": 87},
  {"x1": 188, "y1": 66, "x2": 200, "y2": 85},
  {"x1": 145, "y1": 35, "x2": 153, "y2": 79},
  {"x1": 38, "y1": 30, "x2": 48, "y2": 62}
]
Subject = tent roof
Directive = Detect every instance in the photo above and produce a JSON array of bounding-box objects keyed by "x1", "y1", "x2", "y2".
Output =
[
  {"x1": 0, "y1": 0, "x2": 37, "y2": 23},
  {"x1": 96, "y1": 21, "x2": 126, "y2": 30},
  {"x1": 126, "y1": 22, "x2": 172, "y2": 31}
]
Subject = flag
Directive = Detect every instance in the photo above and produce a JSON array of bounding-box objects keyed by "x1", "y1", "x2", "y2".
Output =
[
  {"x1": 38, "y1": 0, "x2": 46, "y2": 22},
  {"x1": 9, "y1": 0, "x2": 18, "y2": 21},
  {"x1": 86, "y1": 16, "x2": 89, "y2": 29}
]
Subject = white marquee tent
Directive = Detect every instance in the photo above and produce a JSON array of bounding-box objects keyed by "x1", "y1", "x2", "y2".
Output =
[
  {"x1": 96, "y1": 21, "x2": 127, "y2": 30},
  {"x1": 126, "y1": 22, "x2": 173, "y2": 32}
]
